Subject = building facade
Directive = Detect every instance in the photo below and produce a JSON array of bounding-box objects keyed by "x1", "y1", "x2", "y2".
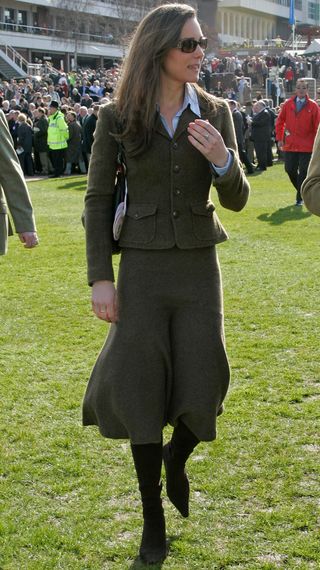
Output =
[
  {"x1": 217, "y1": 0, "x2": 320, "y2": 46},
  {"x1": 0, "y1": 0, "x2": 159, "y2": 71}
]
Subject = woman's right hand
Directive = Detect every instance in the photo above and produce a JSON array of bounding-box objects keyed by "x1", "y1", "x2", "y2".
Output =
[{"x1": 92, "y1": 280, "x2": 118, "y2": 323}]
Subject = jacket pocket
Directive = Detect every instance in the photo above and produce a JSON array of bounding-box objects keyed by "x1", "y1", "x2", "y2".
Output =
[
  {"x1": 191, "y1": 201, "x2": 228, "y2": 243},
  {"x1": 191, "y1": 201, "x2": 216, "y2": 241},
  {"x1": 120, "y1": 203, "x2": 157, "y2": 244}
]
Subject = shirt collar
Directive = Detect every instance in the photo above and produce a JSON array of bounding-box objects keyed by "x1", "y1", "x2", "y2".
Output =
[
  {"x1": 178, "y1": 83, "x2": 201, "y2": 118},
  {"x1": 156, "y1": 83, "x2": 201, "y2": 117}
]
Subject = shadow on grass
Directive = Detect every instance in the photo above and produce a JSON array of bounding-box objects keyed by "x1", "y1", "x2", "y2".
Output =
[
  {"x1": 257, "y1": 205, "x2": 312, "y2": 225},
  {"x1": 57, "y1": 180, "x2": 87, "y2": 191},
  {"x1": 128, "y1": 535, "x2": 179, "y2": 569}
]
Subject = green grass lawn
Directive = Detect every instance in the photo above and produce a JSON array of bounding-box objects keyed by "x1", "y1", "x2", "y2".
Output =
[{"x1": 0, "y1": 165, "x2": 319, "y2": 569}]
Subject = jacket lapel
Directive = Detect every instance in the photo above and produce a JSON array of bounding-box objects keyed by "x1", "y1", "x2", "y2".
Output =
[
  {"x1": 154, "y1": 111, "x2": 171, "y2": 140},
  {"x1": 154, "y1": 92, "x2": 212, "y2": 141}
]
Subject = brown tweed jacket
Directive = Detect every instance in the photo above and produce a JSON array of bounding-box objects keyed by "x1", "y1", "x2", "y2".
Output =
[
  {"x1": 84, "y1": 90, "x2": 250, "y2": 283},
  {"x1": 0, "y1": 109, "x2": 36, "y2": 255},
  {"x1": 301, "y1": 124, "x2": 320, "y2": 216}
]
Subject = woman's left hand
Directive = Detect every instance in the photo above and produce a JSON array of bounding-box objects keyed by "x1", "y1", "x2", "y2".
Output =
[{"x1": 187, "y1": 119, "x2": 229, "y2": 168}]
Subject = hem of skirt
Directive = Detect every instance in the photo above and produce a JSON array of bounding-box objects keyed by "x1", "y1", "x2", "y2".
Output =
[
  {"x1": 83, "y1": 412, "x2": 222, "y2": 444},
  {"x1": 82, "y1": 421, "x2": 164, "y2": 444},
  {"x1": 168, "y1": 414, "x2": 218, "y2": 443}
]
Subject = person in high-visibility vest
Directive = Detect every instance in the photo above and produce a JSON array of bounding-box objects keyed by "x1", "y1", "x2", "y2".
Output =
[{"x1": 47, "y1": 101, "x2": 69, "y2": 178}]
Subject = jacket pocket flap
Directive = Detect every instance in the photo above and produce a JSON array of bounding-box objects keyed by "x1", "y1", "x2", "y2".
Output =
[
  {"x1": 127, "y1": 203, "x2": 157, "y2": 220},
  {"x1": 191, "y1": 202, "x2": 215, "y2": 216}
]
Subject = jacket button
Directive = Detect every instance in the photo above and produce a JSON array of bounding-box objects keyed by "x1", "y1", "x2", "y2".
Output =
[
  {"x1": 174, "y1": 188, "x2": 181, "y2": 196},
  {"x1": 172, "y1": 142, "x2": 178, "y2": 150},
  {"x1": 173, "y1": 164, "x2": 180, "y2": 173},
  {"x1": 172, "y1": 210, "x2": 180, "y2": 218},
  {"x1": 134, "y1": 213, "x2": 139, "y2": 219}
]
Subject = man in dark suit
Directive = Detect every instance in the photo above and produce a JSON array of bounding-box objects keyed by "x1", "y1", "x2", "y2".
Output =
[
  {"x1": 228, "y1": 100, "x2": 254, "y2": 174},
  {"x1": 0, "y1": 110, "x2": 38, "y2": 255},
  {"x1": 251, "y1": 101, "x2": 271, "y2": 171},
  {"x1": 82, "y1": 105, "x2": 100, "y2": 163}
]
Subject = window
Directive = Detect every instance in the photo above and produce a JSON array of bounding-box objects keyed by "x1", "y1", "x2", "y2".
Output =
[
  {"x1": 18, "y1": 10, "x2": 27, "y2": 26},
  {"x1": 308, "y1": 1, "x2": 320, "y2": 21},
  {"x1": 4, "y1": 8, "x2": 15, "y2": 23}
]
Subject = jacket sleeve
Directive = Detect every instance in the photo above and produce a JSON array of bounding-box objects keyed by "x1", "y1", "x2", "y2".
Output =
[
  {"x1": 84, "y1": 104, "x2": 118, "y2": 284},
  {"x1": 233, "y1": 111, "x2": 244, "y2": 147},
  {"x1": 0, "y1": 110, "x2": 36, "y2": 233},
  {"x1": 301, "y1": 124, "x2": 320, "y2": 216},
  {"x1": 212, "y1": 99, "x2": 250, "y2": 212},
  {"x1": 275, "y1": 105, "x2": 286, "y2": 142},
  {"x1": 38, "y1": 118, "x2": 48, "y2": 136}
]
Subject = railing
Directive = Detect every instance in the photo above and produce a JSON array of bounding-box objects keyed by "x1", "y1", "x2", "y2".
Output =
[
  {"x1": 0, "y1": 44, "x2": 60, "y2": 76},
  {"x1": 283, "y1": 33, "x2": 308, "y2": 49},
  {"x1": 1, "y1": 44, "x2": 29, "y2": 72},
  {"x1": 0, "y1": 21, "x2": 115, "y2": 45}
]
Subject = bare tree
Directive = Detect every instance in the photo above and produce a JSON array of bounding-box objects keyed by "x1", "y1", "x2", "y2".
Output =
[
  {"x1": 113, "y1": 0, "x2": 160, "y2": 56},
  {"x1": 55, "y1": 0, "x2": 96, "y2": 69}
]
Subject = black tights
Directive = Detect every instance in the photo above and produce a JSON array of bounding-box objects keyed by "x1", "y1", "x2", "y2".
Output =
[{"x1": 130, "y1": 421, "x2": 199, "y2": 501}]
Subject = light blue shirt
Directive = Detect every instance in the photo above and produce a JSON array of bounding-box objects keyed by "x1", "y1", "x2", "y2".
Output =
[{"x1": 160, "y1": 83, "x2": 232, "y2": 176}]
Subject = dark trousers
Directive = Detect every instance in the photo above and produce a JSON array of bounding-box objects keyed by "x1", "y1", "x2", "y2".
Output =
[
  {"x1": 254, "y1": 140, "x2": 268, "y2": 170},
  {"x1": 238, "y1": 147, "x2": 253, "y2": 173},
  {"x1": 50, "y1": 149, "x2": 65, "y2": 177},
  {"x1": 18, "y1": 151, "x2": 34, "y2": 176},
  {"x1": 267, "y1": 138, "x2": 274, "y2": 166},
  {"x1": 284, "y1": 151, "x2": 312, "y2": 202}
]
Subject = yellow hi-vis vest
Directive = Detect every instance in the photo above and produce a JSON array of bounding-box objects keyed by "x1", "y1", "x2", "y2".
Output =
[{"x1": 47, "y1": 111, "x2": 69, "y2": 150}]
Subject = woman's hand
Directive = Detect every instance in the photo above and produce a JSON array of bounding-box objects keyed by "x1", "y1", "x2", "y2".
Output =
[
  {"x1": 187, "y1": 119, "x2": 229, "y2": 168},
  {"x1": 92, "y1": 280, "x2": 119, "y2": 323},
  {"x1": 18, "y1": 231, "x2": 39, "y2": 248}
]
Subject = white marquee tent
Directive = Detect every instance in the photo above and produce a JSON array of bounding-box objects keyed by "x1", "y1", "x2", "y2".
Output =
[{"x1": 304, "y1": 39, "x2": 320, "y2": 55}]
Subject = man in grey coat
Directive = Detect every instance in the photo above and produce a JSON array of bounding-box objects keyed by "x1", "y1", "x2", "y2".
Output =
[{"x1": 0, "y1": 109, "x2": 39, "y2": 255}]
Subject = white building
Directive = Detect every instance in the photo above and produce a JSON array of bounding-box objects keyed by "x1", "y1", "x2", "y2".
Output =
[{"x1": 217, "y1": 0, "x2": 319, "y2": 46}]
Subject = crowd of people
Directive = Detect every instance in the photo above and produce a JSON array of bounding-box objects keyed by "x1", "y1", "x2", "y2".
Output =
[
  {"x1": 1, "y1": 49, "x2": 320, "y2": 193},
  {"x1": 0, "y1": 66, "x2": 119, "y2": 177}
]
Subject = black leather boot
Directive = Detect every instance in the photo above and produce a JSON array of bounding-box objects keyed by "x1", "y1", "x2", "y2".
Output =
[
  {"x1": 131, "y1": 442, "x2": 167, "y2": 565},
  {"x1": 163, "y1": 421, "x2": 199, "y2": 518}
]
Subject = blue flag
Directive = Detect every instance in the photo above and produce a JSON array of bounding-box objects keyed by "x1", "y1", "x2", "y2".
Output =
[{"x1": 289, "y1": 0, "x2": 295, "y2": 25}]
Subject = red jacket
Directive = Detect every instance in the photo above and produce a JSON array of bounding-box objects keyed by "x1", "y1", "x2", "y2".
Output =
[{"x1": 275, "y1": 95, "x2": 320, "y2": 152}]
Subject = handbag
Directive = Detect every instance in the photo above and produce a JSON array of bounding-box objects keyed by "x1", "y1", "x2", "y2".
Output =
[
  {"x1": 81, "y1": 143, "x2": 127, "y2": 255},
  {"x1": 111, "y1": 144, "x2": 127, "y2": 254}
]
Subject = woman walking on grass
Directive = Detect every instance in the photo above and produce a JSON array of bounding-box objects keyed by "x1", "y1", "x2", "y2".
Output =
[{"x1": 83, "y1": 3, "x2": 249, "y2": 564}]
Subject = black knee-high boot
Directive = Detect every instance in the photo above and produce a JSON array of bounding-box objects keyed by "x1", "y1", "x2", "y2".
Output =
[
  {"x1": 163, "y1": 421, "x2": 199, "y2": 518},
  {"x1": 131, "y1": 442, "x2": 167, "y2": 564}
]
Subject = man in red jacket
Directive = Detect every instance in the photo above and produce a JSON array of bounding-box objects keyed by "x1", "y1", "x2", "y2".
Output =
[{"x1": 275, "y1": 80, "x2": 320, "y2": 205}]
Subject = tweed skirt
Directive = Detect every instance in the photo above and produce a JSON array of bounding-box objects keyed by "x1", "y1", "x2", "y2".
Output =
[{"x1": 82, "y1": 246, "x2": 230, "y2": 444}]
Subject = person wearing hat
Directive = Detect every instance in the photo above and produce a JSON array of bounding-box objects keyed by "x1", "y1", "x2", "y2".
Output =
[
  {"x1": 47, "y1": 100, "x2": 69, "y2": 178},
  {"x1": 0, "y1": 109, "x2": 38, "y2": 255}
]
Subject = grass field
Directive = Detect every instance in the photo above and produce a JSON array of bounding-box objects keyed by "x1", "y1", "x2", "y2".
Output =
[{"x1": 0, "y1": 164, "x2": 319, "y2": 569}]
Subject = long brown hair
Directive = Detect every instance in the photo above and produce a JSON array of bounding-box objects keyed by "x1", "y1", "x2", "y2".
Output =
[{"x1": 114, "y1": 3, "x2": 197, "y2": 155}]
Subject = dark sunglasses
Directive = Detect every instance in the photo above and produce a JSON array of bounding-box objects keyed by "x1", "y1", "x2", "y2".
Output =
[{"x1": 176, "y1": 36, "x2": 208, "y2": 53}]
